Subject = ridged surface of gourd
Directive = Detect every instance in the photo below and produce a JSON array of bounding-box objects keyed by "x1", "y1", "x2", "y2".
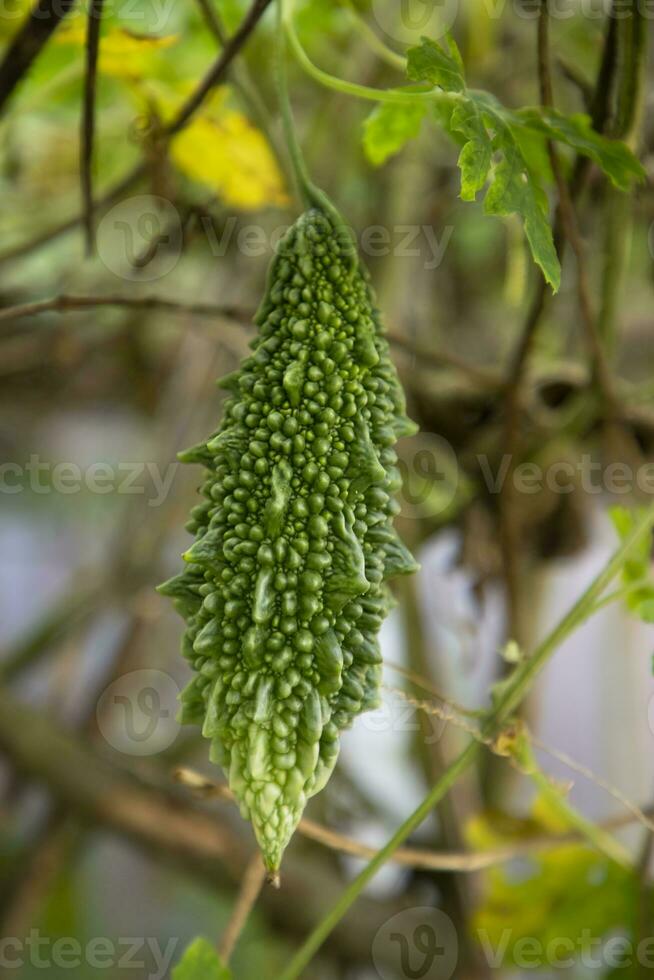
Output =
[{"x1": 159, "y1": 208, "x2": 418, "y2": 871}]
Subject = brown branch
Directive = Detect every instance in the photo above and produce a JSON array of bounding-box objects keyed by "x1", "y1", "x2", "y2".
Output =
[
  {"x1": 0, "y1": 295, "x2": 497, "y2": 399},
  {"x1": 537, "y1": 5, "x2": 554, "y2": 106},
  {"x1": 0, "y1": 167, "x2": 146, "y2": 268},
  {"x1": 218, "y1": 854, "x2": 267, "y2": 962},
  {"x1": 0, "y1": 688, "x2": 430, "y2": 967},
  {"x1": 165, "y1": 0, "x2": 274, "y2": 137},
  {"x1": 0, "y1": 293, "x2": 250, "y2": 326},
  {"x1": 386, "y1": 330, "x2": 502, "y2": 389},
  {"x1": 0, "y1": 580, "x2": 103, "y2": 681},
  {"x1": 81, "y1": 0, "x2": 105, "y2": 255},
  {"x1": 498, "y1": 5, "x2": 621, "y2": 643},
  {"x1": 0, "y1": 0, "x2": 76, "y2": 113},
  {"x1": 538, "y1": 1, "x2": 619, "y2": 416},
  {"x1": 174, "y1": 765, "x2": 654, "y2": 874},
  {"x1": 195, "y1": 0, "x2": 228, "y2": 44}
]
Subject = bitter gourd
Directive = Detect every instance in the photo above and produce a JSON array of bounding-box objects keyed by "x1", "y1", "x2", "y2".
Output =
[{"x1": 159, "y1": 207, "x2": 418, "y2": 872}]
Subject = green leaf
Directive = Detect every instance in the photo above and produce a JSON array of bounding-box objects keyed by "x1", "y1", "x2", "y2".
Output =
[
  {"x1": 362, "y1": 101, "x2": 427, "y2": 166},
  {"x1": 516, "y1": 108, "x2": 646, "y2": 191},
  {"x1": 405, "y1": 36, "x2": 560, "y2": 289},
  {"x1": 402, "y1": 35, "x2": 644, "y2": 291},
  {"x1": 469, "y1": 805, "x2": 638, "y2": 971},
  {"x1": 406, "y1": 35, "x2": 465, "y2": 92},
  {"x1": 450, "y1": 101, "x2": 492, "y2": 200},
  {"x1": 483, "y1": 140, "x2": 559, "y2": 291},
  {"x1": 172, "y1": 938, "x2": 231, "y2": 980},
  {"x1": 610, "y1": 506, "x2": 654, "y2": 627}
]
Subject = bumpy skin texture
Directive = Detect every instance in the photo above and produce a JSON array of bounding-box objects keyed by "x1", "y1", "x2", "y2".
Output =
[{"x1": 159, "y1": 208, "x2": 418, "y2": 871}]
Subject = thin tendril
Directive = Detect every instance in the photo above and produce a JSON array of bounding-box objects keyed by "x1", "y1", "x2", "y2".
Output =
[{"x1": 282, "y1": 0, "x2": 448, "y2": 107}]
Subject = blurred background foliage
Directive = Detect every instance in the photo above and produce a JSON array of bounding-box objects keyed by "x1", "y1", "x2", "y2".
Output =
[{"x1": 1, "y1": 1, "x2": 654, "y2": 978}]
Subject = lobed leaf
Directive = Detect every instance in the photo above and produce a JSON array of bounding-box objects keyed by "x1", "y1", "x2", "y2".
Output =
[
  {"x1": 366, "y1": 34, "x2": 645, "y2": 290},
  {"x1": 362, "y1": 101, "x2": 427, "y2": 166},
  {"x1": 515, "y1": 107, "x2": 646, "y2": 191}
]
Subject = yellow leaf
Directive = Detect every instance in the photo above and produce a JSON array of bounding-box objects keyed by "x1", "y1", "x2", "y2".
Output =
[
  {"x1": 56, "y1": 25, "x2": 178, "y2": 79},
  {"x1": 171, "y1": 112, "x2": 289, "y2": 211}
]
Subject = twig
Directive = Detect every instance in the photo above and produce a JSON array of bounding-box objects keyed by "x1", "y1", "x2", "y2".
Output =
[
  {"x1": 193, "y1": 0, "x2": 289, "y2": 185},
  {"x1": 81, "y1": 0, "x2": 105, "y2": 255},
  {"x1": 498, "y1": 4, "x2": 620, "y2": 643},
  {"x1": 387, "y1": 668, "x2": 654, "y2": 841},
  {"x1": 277, "y1": 505, "x2": 654, "y2": 980},
  {"x1": 498, "y1": 282, "x2": 550, "y2": 643},
  {"x1": 0, "y1": 689, "x2": 417, "y2": 966},
  {"x1": 0, "y1": 294, "x2": 250, "y2": 326},
  {"x1": 598, "y1": 3, "x2": 647, "y2": 360},
  {"x1": 395, "y1": 575, "x2": 484, "y2": 977},
  {"x1": 555, "y1": 57, "x2": 593, "y2": 109},
  {"x1": 0, "y1": 0, "x2": 76, "y2": 113},
  {"x1": 539, "y1": 1, "x2": 619, "y2": 416},
  {"x1": 513, "y1": 730, "x2": 633, "y2": 869},
  {"x1": 0, "y1": 815, "x2": 77, "y2": 938},
  {"x1": 0, "y1": 581, "x2": 102, "y2": 681},
  {"x1": 165, "y1": 0, "x2": 274, "y2": 137},
  {"x1": 0, "y1": 0, "x2": 276, "y2": 267},
  {"x1": 174, "y1": 767, "x2": 510, "y2": 872},
  {"x1": 0, "y1": 168, "x2": 145, "y2": 267},
  {"x1": 532, "y1": 734, "x2": 654, "y2": 836},
  {"x1": 175, "y1": 758, "x2": 654, "y2": 874},
  {"x1": 384, "y1": 659, "x2": 486, "y2": 719},
  {"x1": 615, "y1": 2, "x2": 647, "y2": 144},
  {"x1": 0, "y1": 295, "x2": 494, "y2": 398},
  {"x1": 386, "y1": 330, "x2": 502, "y2": 389},
  {"x1": 218, "y1": 854, "x2": 267, "y2": 962}
]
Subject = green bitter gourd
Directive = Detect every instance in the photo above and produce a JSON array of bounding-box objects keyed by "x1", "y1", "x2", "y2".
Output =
[{"x1": 159, "y1": 207, "x2": 418, "y2": 872}]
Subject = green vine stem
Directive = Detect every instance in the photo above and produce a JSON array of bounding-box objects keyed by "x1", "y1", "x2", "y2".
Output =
[
  {"x1": 275, "y1": 0, "x2": 314, "y2": 208},
  {"x1": 281, "y1": 0, "x2": 451, "y2": 107},
  {"x1": 279, "y1": 505, "x2": 654, "y2": 980},
  {"x1": 275, "y1": 0, "x2": 357, "y2": 263}
]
